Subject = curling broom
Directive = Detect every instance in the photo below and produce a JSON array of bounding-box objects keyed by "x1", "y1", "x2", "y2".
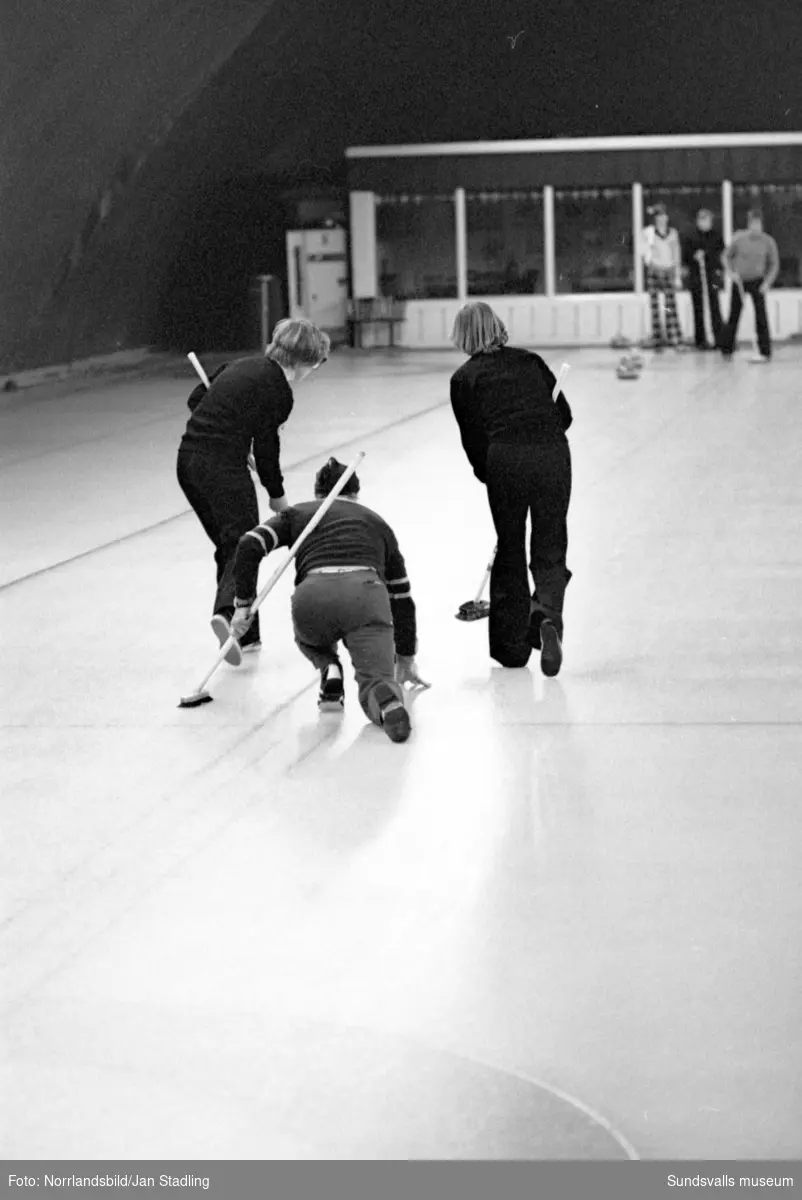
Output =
[
  {"x1": 455, "y1": 362, "x2": 571, "y2": 622},
  {"x1": 178, "y1": 451, "x2": 366, "y2": 708}
]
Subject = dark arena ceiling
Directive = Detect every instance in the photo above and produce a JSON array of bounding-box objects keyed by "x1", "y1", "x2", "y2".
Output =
[{"x1": 3, "y1": 0, "x2": 798, "y2": 371}]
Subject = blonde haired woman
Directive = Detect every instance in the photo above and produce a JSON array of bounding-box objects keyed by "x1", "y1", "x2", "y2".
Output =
[
  {"x1": 177, "y1": 318, "x2": 330, "y2": 653},
  {"x1": 449, "y1": 302, "x2": 573, "y2": 674}
]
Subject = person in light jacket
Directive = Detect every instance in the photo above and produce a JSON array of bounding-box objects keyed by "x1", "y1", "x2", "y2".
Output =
[
  {"x1": 640, "y1": 204, "x2": 683, "y2": 351},
  {"x1": 720, "y1": 209, "x2": 780, "y2": 363}
]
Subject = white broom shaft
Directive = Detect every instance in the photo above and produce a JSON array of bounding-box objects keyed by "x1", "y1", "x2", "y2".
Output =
[
  {"x1": 186, "y1": 452, "x2": 366, "y2": 697},
  {"x1": 187, "y1": 351, "x2": 211, "y2": 389},
  {"x1": 699, "y1": 254, "x2": 710, "y2": 338},
  {"x1": 552, "y1": 362, "x2": 570, "y2": 399},
  {"x1": 473, "y1": 548, "x2": 496, "y2": 603},
  {"x1": 471, "y1": 364, "x2": 569, "y2": 605},
  {"x1": 246, "y1": 451, "x2": 365, "y2": 618},
  {"x1": 189, "y1": 352, "x2": 258, "y2": 476}
]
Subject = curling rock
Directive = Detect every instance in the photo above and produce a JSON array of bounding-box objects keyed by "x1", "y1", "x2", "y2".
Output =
[
  {"x1": 616, "y1": 356, "x2": 641, "y2": 380},
  {"x1": 610, "y1": 334, "x2": 633, "y2": 349}
]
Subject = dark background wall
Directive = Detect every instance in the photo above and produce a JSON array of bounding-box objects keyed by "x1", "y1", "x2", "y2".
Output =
[{"x1": 3, "y1": 0, "x2": 800, "y2": 371}]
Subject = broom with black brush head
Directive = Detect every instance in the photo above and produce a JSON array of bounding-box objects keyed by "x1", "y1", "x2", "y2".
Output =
[{"x1": 178, "y1": 451, "x2": 366, "y2": 707}]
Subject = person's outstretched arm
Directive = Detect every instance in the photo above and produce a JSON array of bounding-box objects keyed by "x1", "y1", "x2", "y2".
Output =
[
  {"x1": 230, "y1": 512, "x2": 295, "y2": 635},
  {"x1": 450, "y1": 375, "x2": 489, "y2": 482},
  {"x1": 384, "y1": 531, "x2": 429, "y2": 687}
]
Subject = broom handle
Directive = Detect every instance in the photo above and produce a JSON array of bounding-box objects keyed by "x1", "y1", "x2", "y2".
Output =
[
  {"x1": 698, "y1": 253, "x2": 710, "y2": 341},
  {"x1": 188, "y1": 351, "x2": 257, "y2": 472},
  {"x1": 473, "y1": 363, "x2": 570, "y2": 604},
  {"x1": 473, "y1": 548, "x2": 496, "y2": 604},
  {"x1": 186, "y1": 451, "x2": 366, "y2": 698},
  {"x1": 187, "y1": 351, "x2": 211, "y2": 389}
]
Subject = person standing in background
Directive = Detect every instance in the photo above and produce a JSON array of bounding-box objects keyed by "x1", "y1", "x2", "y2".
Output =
[
  {"x1": 682, "y1": 208, "x2": 725, "y2": 350},
  {"x1": 720, "y1": 209, "x2": 780, "y2": 363},
  {"x1": 640, "y1": 204, "x2": 684, "y2": 351}
]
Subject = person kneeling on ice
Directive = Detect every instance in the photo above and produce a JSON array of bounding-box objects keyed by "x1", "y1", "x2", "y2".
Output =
[{"x1": 229, "y1": 458, "x2": 428, "y2": 743}]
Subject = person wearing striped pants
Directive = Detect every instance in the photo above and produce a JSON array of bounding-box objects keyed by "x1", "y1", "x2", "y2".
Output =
[{"x1": 640, "y1": 204, "x2": 684, "y2": 351}]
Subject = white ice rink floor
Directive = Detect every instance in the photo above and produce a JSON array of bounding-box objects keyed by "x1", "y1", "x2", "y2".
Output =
[{"x1": 1, "y1": 345, "x2": 801, "y2": 1160}]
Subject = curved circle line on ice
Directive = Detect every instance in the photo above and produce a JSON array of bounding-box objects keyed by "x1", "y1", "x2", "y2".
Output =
[{"x1": 433, "y1": 1043, "x2": 640, "y2": 1160}]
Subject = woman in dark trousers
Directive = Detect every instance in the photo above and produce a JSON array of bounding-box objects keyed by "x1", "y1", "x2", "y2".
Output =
[
  {"x1": 450, "y1": 302, "x2": 573, "y2": 675},
  {"x1": 177, "y1": 318, "x2": 330, "y2": 654}
]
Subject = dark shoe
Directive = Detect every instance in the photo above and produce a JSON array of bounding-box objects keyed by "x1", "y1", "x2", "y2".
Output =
[
  {"x1": 540, "y1": 620, "x2": 563, "y2": 677},
  {"x1": 491, "y1": 644, "x2": 532, "y2": 668},
  {"x1": 373, "y1": 682, "x2": 411, "y2": 743},
  {"x1": 318, "y1": 661, "x2": 344, "y2": 711}
]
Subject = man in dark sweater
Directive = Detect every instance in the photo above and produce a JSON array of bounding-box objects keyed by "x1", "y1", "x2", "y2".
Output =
[
  {"x1": 682, "y1": 208, "x2": 725, "y2": 349},
  {"x1": 230, "y1": 458, "x2": 427, "y2": 743}
]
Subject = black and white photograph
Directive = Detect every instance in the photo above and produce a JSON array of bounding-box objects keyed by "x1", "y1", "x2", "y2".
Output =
[{"x1": 1, "y1": 0, "x2": 801, "y2": 1195}]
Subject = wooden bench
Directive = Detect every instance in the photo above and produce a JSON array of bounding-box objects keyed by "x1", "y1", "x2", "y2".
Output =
[{"x1": 347, "y1": 297, "x2": 406, "y2": 349}]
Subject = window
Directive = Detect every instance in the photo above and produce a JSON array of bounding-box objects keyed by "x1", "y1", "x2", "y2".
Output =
[
  {"x1": 642, "y1": 186, "x2": 724, "y2": 291},
  {"x1": 642, "y1": 186, "x2": 723, "y2": 243},
  {"x1": 376, "y1": 195, "x2": 456, "y2": 300},
  {"x1": 732, "y1": 184, "x2": 802, "y2": 288},
  {"x1": 554, "y1": 188, "x2": 634, "y2": 293},
  {"x1": 465, "y1": 191, "x2": 544, "y2": 295}
]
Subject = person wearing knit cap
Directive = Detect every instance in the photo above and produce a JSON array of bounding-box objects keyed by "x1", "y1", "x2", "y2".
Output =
[
  {"x1": 229, "y1": 458, "x2": 427, "y2": 744},
  {"x1": 640, "y1": 204, "x2": 684, "y2": 351}
]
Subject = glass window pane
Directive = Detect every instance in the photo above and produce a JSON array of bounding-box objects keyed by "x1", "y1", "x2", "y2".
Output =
[
  {"x1": 554, "y1": 188, "x2": 633, "y2": 293},
  {"x1": 376, "y1": 195, "x2": 456, "y2": 299},
  {"x1": 643, "y1": 185, "x2": 723, "y2": 242},
  {"x1": 733, "y1": 184, "x2": 802, "y2": 288},
  {"x1": 466, "y1": 191, "x2": 544, "y2": 295}
]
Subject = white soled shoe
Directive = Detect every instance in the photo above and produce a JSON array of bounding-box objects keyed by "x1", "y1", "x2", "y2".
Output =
[
  {"x1": 318, "y1": 661, "x2": 345, "y2": 711},
  {"x1": 210, "y1": 615, "x2": 243, "y2": 666}
]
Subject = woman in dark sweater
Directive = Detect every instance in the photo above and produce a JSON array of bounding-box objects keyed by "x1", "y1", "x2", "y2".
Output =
[
  {"x1": 450, "y1": 302, "x2": 573, "y2": 675},
  {"x1": 177, "y1": 318, "x2": 330, "y2": 653}
]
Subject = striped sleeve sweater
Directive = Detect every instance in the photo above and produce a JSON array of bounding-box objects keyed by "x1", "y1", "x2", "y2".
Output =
[{"x1": 232, "y1": 497, "x2": 417, "y2": 657}]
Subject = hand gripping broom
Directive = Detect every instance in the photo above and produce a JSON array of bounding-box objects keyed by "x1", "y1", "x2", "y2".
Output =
[
  {"x1": 178, "y1": 451, "x2": 366, "y2": 708},
  {"x1": 455, "y1": 362, "x2": 571, "y2": 622}
]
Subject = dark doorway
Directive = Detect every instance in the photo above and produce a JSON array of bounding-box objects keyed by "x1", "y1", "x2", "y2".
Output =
[{"x1": 156, "y1": 175, "x2": 288, "y2": 352}]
